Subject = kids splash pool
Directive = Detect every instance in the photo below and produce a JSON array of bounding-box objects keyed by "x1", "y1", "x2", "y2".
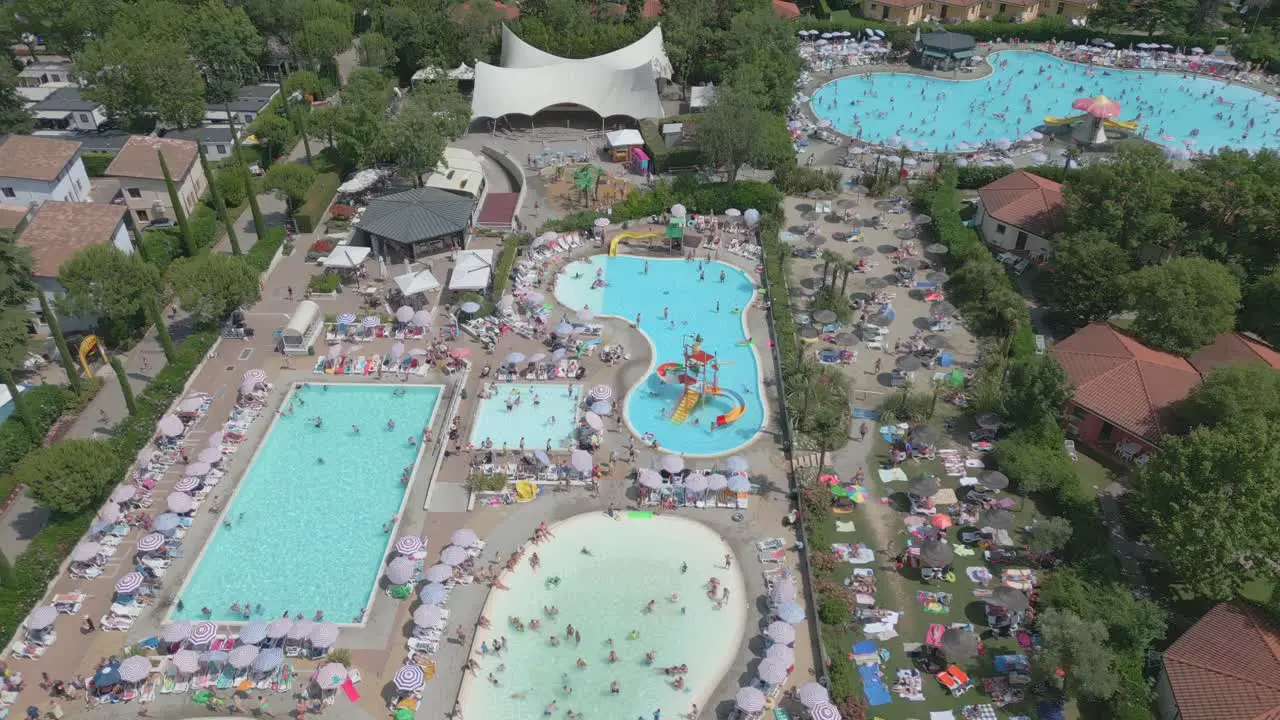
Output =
[
  {"x1": 555, "y1": 255, "x2": 765, "y2": 456},
  {"x1": 469, "y1": 383, "x2": 581, "y2": 451},
  {"x1": 457, "y1": 513, "x2": 747, "y2": 719},
  {"x1": 810, "y1": 50, "x2": 1280, "y2": 153},
  {"x1": 171, "y1": 383, "x2": 441, "y2": 624}
]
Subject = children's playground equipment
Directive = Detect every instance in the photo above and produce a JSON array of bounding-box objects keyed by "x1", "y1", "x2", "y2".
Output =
[
  {"x1": 656, "y1": 335, "x2": 747, "y2": 427},
  {"x1": 609, "y1": 218, "x2": 686, "y2": 255},
  {"x1": 1043, "y1": 95, "x2": 1139, "y2": 144}
]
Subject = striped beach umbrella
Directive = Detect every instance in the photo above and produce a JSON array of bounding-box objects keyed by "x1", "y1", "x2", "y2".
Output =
[
  {"x1": 26, "y1": 606, "x2": 57, "y2": 630},
  {"x1": 735, "y1": 686, "x2": 765, "y2": 712},
  {"x1": 393, "y1": 663, "x2": 425, "y2": 692},
  {"x1": 115, "y1": 572, "x2": 145, "y2": 594},
  {"x1": 266, "y1": 618, "x2": 293, "y2": 639},
  {"x1": 451, "y1": 528, "x2": 478, "y2": 547},
  {"x1": 239, "y1": 621, "x2": 268, "y2": 645},
  {"x1": 810, "y1": 702, "x2": 842, "y2": 720},
  {"x1": 386, "y1": 557, "x2": 415, "y2": 585},
  {"x1": 228, "y1": 644, "x2": 259, "y2": 669},
  {"x1": 707, "y1": 473, "x2": 728, "y2": 491},
  {"x1": 166, "y1": 492, "x2": 194, "y2": 514},
  {"x1": 336, "y1": 313, "x2": 356, "y2": 324},
  {"x1": 758, "y1": 657, "x2": 788, "y2": 684},
  {"x1": 395, "y1": 536, "x2": 423, "y2": 555},
  {"x1": 172, "y1": 649, "x2": 201, "y2": 674},
  {"x1": 310, "y1": 622, "x2": 340, "y2": 648},
  {"x1": 314, "y1": 663, "x2": 346, "y2": 689},
  {"x1": 440, "y1": 545, "x2": 468, "y2": 566},
  {"x1": 419, "y1": 583, "x2": 448, "y2": 605},
  {"x1": 413, "y1": 605, "x2": 443, "y2": 628},
  {"x1": 197, "y1": 447, "x2": 222, "y2": 464},
  {"x1": 286, "y1": 619, "x2": 314, "y2": 641},
  {"x1": 162, "y1": 621, "x2": 192, "y2": 643},
  {"x1": 765, "y1": 621, "x2": 795, "y2": 645},
  {"x1": 118, "y1": 655, "x2": 152, "y2": 683},
  {"x1": 173, "y1": 476, "x2": 200, "y2": 493},
  {"x1": 136, "y1": 532, "x2": 166, "y2": 553},
  {"x1": 243, "y1": 369, "x2": 267, "y2": 384},
  {"x1": 189, "y1": 621, "x2": 217, "y2": 646},
  {"x1": 253, "y1": 648, "x2": 284, "y2": 672},
  {"x1": 362, "y1": 315, "x2": 380, "y2": 328},
  {"x1": 589, "y1": 384, "x2": 612, "y2": 401},
  {"x1": 425, "y1": 564, "x2": 452, "y2": 583},
  {"x1": 184, "y1": 462, "x2": 212, "y2": 478},
  {"x1": 799, "y1": 682, "x2": 830, "y2": 708},
  {"x1": 766, "y1": 644, "x2": 794, "y2": 666}
]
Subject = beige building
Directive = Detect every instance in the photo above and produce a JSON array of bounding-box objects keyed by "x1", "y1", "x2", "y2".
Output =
[
  {"x1": 1039, "y1": 0, "x2": 1097, "y2": 21},
  {"x1": 927, "y1": 0, "x2": 982, "y2": 22},
  {"x1": 979, "y1": 0, "x2": 1040, "y2": 21},
  {"x1": 864, "y1": 0, "x2": 925, "y2": 24},
  {"x1": 104, "y1": 136, "x2": 206, "y2": 226}
]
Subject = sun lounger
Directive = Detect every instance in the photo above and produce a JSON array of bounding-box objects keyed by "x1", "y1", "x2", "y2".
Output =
[
  {"x1": 100, "y1": 615, "x2": 134, "y2": 631},
  {"x1": 140, "y1": 676, "x2": 157, "y2": 703},
  {"x1": 758, "y1": 549, "x2": 785, "y2": 564},
  {"x1": 53, "y1": 592, "x2": 87, "y2": 613},
  {"x1": 110, "y1": 603, "x2": 144, "y2": 617},
  {"x1": 215, "y1": 666, "x2": 235, "y2": 690},
  {"x1": 757, "y1": 538, "x2": 785, "y2": 552},
  {"x1": 11, "y1": 642, "x2": 46, "y2": 659},
  {"x1": 946, "y1": 665, "x2": 972, "y2": 693},
  {"x1": 935, "y1": 670, "x2": 962, "y2": 694}
]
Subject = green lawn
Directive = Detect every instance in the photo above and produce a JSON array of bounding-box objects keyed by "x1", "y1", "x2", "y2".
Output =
[{"x1": 805, "y1": 418, "x2": 1092, "y2": 719}]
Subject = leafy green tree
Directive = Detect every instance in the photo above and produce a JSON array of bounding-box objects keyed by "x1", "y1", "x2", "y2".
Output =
[
  {"x1": 1133, "y1": 416, "x2": 1280, "y2": 600},
  {"x1": 357, "y1": 32, "x2": 398, "y2": 71},
  {"x1": 250, "y1": 112, "x2": 296, "y2": 165},
  {"x1": 1039, "y1": 568, "x2": 1168, "y2": 652},
  {"x1": 1028, "y1": 516, "x2": 1073, "y2": 554},
  {"x1": 1129, "y1": 0, "x2": 1195, "y2": 34},
  {"x1": 1063, "y1": 144, "x2": 1184, "y2": 255},
  {"x1": 387, "y1": 83, "x2": 469, "y2": 186},
  {"x1": 307, "y1": 106, "x2": 339, "y2": 148},
  {"x1": 263, "y1": 162, "x2": 318, "y2": 215},
  {"x1": 0, "y1": 234, "x2": 34, "y2": 308},
  {"x1": 1044, "y1": 231, "x2": 1131, "y2": 330},
  {"x1": 37, "y1": 293, "x2": 81, "y2": 392},
  {"x1": 947, "y1": 259, "x2": 1024, "y2": 338},
  {"x1": 284, "y1": 70, "x2": 331, "y2": 101},
  {"x1": 14, "y1": 0, "x2": 121, "y2": 54},
  {"x1": 0, "y1": 307, "x2": 34, "y2": 437},
  {"x1": 333, "y1": 69, "x2": 395, "y2": 168},
  {"x1": 57, "y1": 246, "x2": 162, "y2": 323},
  {"x1": 1178, "y1": 364, "x2": 1280, "y2": 432},
  {"x1": 169, "y1": 255, "x2": 261, "y2": 323},
  {"x1": 1128, "y1": 257, "x2": 1241, "y2": 355},
  {"x1": 1241, "y1": 264, "x2": 1280, "y2": 345},
  {"x1": 17, "y1": 438, "x2": 121, "y2": 514},
  {"x1": 0, "y1": 63, "x2": 31, "y2": 134},
  {"x1": 199, "y1": 144, "x2": 240, "y2": 255},
  {"x1": 107, "y1": 353, "x2": 136, "y2": 415},
  {"x1": 1002, "y1": 355, "x2": 1072, "y2": 429},
  {"x1": 159, "y1": 151, "x2": 195, "y2": 256},
  {"x1": 296, "y1": 17, "x2": 354, "y2": 70},
  {"x1": 693, "y1": 85, "x2": 791, "y2": 183},
  {"x1": 993, "y1": 420, "x2": 1077, "y2": 498},
  {"x1": 722, "y1": 8, "x2": 801, "y2": 114},
  {"x1": 1035, "y1": 608, "x2": 1120, "y2": 701},
  {"x1": 76, "y1": 34, "x2": 206, "y2": 128},
  {"x1": 186, "y1": 0, "x2": 265, "y2": 103},
  {"x1": 1176, "y1": 150, "x2": 1280, "y2": 268}
]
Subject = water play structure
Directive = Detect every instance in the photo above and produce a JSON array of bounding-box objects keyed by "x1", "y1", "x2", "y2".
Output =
[
  {"x1": 608, "y1": 218, "x2": 686, "y2": 256},
  {"x1": 1046, "y1": 94, "x2": 1139, "y2": 144},
  {"x1": 655, "y1": 335, "x2": 747, "y2": 427},
  {"x1": 609, "y1": 231, "x2": 664, "y2": 256}
]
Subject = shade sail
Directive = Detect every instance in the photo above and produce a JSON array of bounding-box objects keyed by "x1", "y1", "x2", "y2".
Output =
[
  {"x1": 472, "y1": 61, "x2": 664, "y2": 121},
  {"x1": 448, "y1": 249, "x2": 495, "y2": 291},
  {"x1": 323, "y1": 246, "x2": 371, "y2": 268},
  {"x1": 393, "y1": 268, "x2": 441, "y2": 296},
  {"x1": 500, "y1": 25, "x2": 672, "y2": 79}
]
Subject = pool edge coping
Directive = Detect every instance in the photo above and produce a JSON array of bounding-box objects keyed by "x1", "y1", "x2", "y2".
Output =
[
  {"x1": 162, "y1": 381, "x2": 446, "y2": 630},
  {"x1": 552, "y1": 253, "x2": 771, "y2": 460}
]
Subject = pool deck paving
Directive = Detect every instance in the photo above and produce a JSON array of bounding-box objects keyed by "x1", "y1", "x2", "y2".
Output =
[{"x1": 13, "y1": 226, "x2": 818, "y2": 720}]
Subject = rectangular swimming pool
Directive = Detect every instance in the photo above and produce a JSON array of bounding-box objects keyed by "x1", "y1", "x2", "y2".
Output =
[
  {"x1": 468, "y1": 383, "x2": 581, "y2": 452},
  {"x1": 171, "y1": 383, "x2": 442, "y2": 624}
]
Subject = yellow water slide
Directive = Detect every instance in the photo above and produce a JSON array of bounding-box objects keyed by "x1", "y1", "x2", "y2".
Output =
[
  {"x1": 670, "y1": 387, "x2": 700, "y2": 423},
  {"x1": 1042, "y1": 114, "x2": 1139, "y2": 131},
  {"x1": 609, "y1": 231, "x2": 665, "y2": 256}
]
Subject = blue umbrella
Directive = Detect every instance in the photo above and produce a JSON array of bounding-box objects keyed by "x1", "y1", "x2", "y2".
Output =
[
  {"x1": 239, "y1": 621, "x2": 268, "y2": 645},
  {"x1": 153, "y1": 513, "x2": 181, "y2": 534},
  {"x1": 459, "y1": 301, "x2": 481, "y2": 314},
  {"x1": 777, "y1": 601, "x2": 806, "y2": 624},
  {"x1": 419, "y1": 582, "x2": 448, "y2": 605},
  {"x1": 93, "y1": 662, "x2": 121, "y2": 687}
]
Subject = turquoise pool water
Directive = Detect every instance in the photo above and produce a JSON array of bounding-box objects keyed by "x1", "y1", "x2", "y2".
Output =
[
  {"x1": 457, "y1": 513, "x2": 746, "y2": 719},
  {"x1": 172, "y1": 383, "x2": 441, "y2": 623},
  {"x1": 469, "y1": 383, "x2": 581, "y2": 451},
  {"x1": 555, "y1": 256, "x2": 764, "y2": 456},
  {"x1": 810, "y1": 50, "x2": 1280, "y2": 152}
]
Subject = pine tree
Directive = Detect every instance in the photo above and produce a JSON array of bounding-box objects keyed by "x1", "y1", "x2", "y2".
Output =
[
  {"x1": 198, "y1": 143, "x2": 241, "y2": 255},
  {"x1": 228, "y1": 111, "x2": 268, "y2": 242},
  {"x1": 37, "y1": 292, "x2": 80, "y2": 392},
  {"x1": 108, "y1": 354, "x2": 136, "y2": 415},
  {"x1": 158, "y1": 151, "x2": 196, "y2": 257}
]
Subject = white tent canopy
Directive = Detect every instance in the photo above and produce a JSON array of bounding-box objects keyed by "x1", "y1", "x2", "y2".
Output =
[
  {"x1": 337, "y1": 169, "x2": 386, "y2": 194},
  {"x1": 447, "y1": 63, "x2": 474, "y2": 80},
  {"x1": 448, "y1": 249, "x2": 495, "y2": 291},
  {"x1": 394, "y1": 268, "x2": 441, "y2": 296},
  {"x1": 472, "y1": 61, "x2": 663, "y2": 120},
  {"x1": 323, "y1": 246, "x2": 371, "y2": 268},
  {"x1": 280, "y1": 300, "x2": 322, "y2": 354},
  {"x1": 500, "y1": 25, "x2": 672, "y2": 80},
  {"x1": 606, "y1": 129, "x2": 645, "y2": 148}
]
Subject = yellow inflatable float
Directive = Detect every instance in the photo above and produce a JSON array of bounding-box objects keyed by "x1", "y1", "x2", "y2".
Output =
[{"x1": 515, "y1": 481, "x2": 539, "y2": 502}]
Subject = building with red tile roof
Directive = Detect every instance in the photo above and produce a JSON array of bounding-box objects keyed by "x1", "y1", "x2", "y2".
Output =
[
  {"x1": 1159, "y1": 602, "x2": 1280, "y2": 720},
  {"x1": 1053, "y1": 322, "x2": 1201, "y2": 451},
  {"x1": 1189, "y1": 331, "x2": 1280, "y2": 377},
  {"x1": 976, "y1": 170, "x2": 1064, "y2": 259}
]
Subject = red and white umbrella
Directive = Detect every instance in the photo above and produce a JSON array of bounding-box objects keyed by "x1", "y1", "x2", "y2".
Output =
[
  {"x1": 118, "y1": 655, "x2": 152, "y2": 683},
  {"x1": 440, "y1": 545, "x2": 469, "y2": 566},
  {"x1": 385, "y1": 557, "x2": 415, "y2": 585},
  {"x1": 798, "y1": 682, "x2": 830, "y2": 707},
  {"x1": 189, "y1": 621, "x2": 217, "y2": 646},
  {"x1": 115, "y1": 572, "x2": 145, "y2": 593},
  {"x1": 735, "y1": 686, "x2": 765, "y2": 712},
  {"x1": 395, "y1": 536, "x2": 424, "y2": 555},
  {"x1": 1071, "y1": 94, "x2": 1122, "y2": 119},
  {"x1": 136, "y1": 532, "x2": 167, "y2": 553}
]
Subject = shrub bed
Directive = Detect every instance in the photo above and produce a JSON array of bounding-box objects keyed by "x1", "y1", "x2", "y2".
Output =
[
  {"x1": 540, "y1": 179, "x2": 783, "y2": 233},
  {"x1": 246, "y1": 227, "x2": 286, "y2": 273},
  {"x1": 294, "y1": 172, "x2": 340, "y2": 233},
  {"x1": 80, "y1": 152, "x2": 115, "y2": 177},
  {"x1": 955, "y1": 163, "x2": 1072, "y2": 190},
  {"x1": 489, "y1": 236, "x2": 524, "y2": 301}
]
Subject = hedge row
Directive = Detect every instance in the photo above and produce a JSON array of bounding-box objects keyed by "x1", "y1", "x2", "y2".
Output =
[
  {"x1": 638, "y1": 118, "x2": 702, "y2": 174},
  {"x1": 490, "y1": 236, "x2": 524, "y2": 300},
  {"x1": 80, "y1": 152, "x2": 115, "y2": 177},
  {"x1": 797, "y1": 14, "x2": 1219, "y2": 51},
  {"x1": 0, "y1": 328, "x2": 219, "y2": 640},
  {"x1": 955, "y1": 163, "x2": 1072, "y2": 189},
  {"x1": 246, "y1": 226, "x2": 287, "y2": 273},
  {"x1": 0, "y1": 386, "x2": 79, "y2": 504},
  {"x1": 540, "y1": 179, "x2": 783, "y2": 233},
  {"x1": 294, "y1": 172, "x2": 340, "y2": 233}
]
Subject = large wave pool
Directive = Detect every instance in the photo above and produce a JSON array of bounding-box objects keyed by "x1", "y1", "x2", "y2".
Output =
[
  {"x1": 172, "y1": 383, "x2": 441, "y2": 623},
  {"x1": 810, "y1": 50, "x2": 1280, "y2": 153},
  {"x1": 555, "y1": 255, "x2": 764, "y2": 456},
  {"x1": 457, "y1": 513, "x2": 747, "y2": 719}
]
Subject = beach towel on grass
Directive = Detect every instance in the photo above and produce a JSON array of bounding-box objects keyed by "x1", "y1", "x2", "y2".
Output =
[
  {"x1": 878, "y1": 468, "x2": 908, "y2": 484},
  {"x1": 858, "y1": 663, "x2": 893, "y2": 706}
]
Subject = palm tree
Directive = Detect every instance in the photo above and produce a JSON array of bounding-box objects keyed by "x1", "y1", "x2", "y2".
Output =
[
  {"x1": 839, "y1": 258, "x2": 857, "y2": 296},
  {"x1": 819, "y1": 250, "x2": 842, "y2": 287},
  {"x1": 1062, "y1": 146, "x2": 1082, "y2": 173},
  {"x1": 896, "y1": 146, "x2": 912, "y2": 177},
  {"x1": 783, "y1": 355, "x2": 820, "y2": 431},
  {"x1": 812, "y1": 407, "x2": 847, "y2": 473}
]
